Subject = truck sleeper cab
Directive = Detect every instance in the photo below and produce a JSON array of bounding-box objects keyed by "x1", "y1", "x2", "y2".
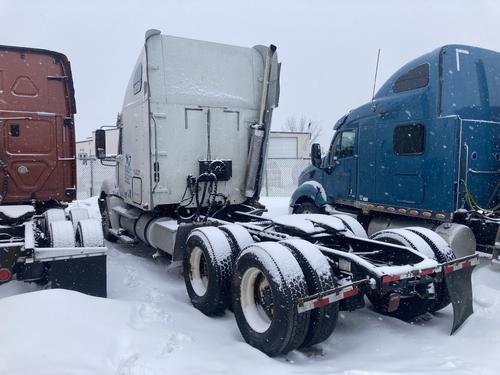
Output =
[
  {"x1": 0, "y1": 46, "x2": 106, "y2": 297},
  {"x1": 96, "y1": 34, "x2": 479, "y2": 356},
  {"x1": 0, "y1": 45, "x2": 77, "y2": 204},
  {"x1": 291, "y1": 44, "x2": 500, "y2": 258}
]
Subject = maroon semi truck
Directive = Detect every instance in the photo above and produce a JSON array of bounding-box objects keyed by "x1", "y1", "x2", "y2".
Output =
[
  {"x1": 0, "y1": 45, "x2": 106, "y2": 296},
  {"x1": 0, "y1": 45, "x2": 77, "y2": 204}
]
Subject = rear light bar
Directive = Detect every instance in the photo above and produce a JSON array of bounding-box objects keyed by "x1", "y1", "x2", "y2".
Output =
[
  {"x1": 381, "y1": 254, "x2": 480, "y2": 284},
  {"x1": 297, "y1": 279, "x2": 368, "y2": 314},
  {"x1": 382, "y1": 267, "x2": 437, "y2": 284},
  {"x1": 443, "y1": 255, "x2": 479, "y2": 274}
]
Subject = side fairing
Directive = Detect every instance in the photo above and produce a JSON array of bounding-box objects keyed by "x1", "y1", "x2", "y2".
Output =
[{"x1": 117, "y1": 49, "x2": 151, "y2": 208}]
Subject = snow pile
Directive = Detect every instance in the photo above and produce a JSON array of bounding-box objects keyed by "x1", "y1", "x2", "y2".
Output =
[
  {"x1": 0, "y1": 289, "x2": 183, "y2": 375},
  {"x1": 0, "y1": 205, "x2": 35, "y2": 219}
]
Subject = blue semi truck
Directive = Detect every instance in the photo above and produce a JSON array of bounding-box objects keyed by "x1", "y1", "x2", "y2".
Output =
[{"x1": 291, "y1": 44, "x2": 499, "y2": 260}]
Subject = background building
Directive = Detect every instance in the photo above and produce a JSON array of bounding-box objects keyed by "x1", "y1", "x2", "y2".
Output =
[{"x1": 75, "y1": 130, "x2": 311, "y2": 198}]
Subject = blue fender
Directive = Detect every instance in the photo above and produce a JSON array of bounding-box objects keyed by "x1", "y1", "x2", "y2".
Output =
[{"x1": 289, "y1": 181, "x2": 328, "y2": 211}]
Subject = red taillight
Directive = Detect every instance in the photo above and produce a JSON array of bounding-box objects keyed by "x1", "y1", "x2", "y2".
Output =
[
  {"x1": 0, "y1": 268, "x2": 12, "y2": 282},
  {"x1": 382, "y1": 274, "x2": 401, "y2": 283},
  {"x1": 387, "y1": 293, "x2": 400, "y2": 312}
]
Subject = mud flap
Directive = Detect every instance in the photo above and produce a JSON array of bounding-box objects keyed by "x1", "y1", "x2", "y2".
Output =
[
  {"x1": 47, "y1": 254, "x2": 107, "y2": 297},
  {"x1": 443, "y1": 255, "x2": 478, "y2": 334}
]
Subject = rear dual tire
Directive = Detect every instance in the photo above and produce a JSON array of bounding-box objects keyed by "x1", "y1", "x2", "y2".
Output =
[
  {"x1": 279, "y1": 239, "x2": 338, "y2": 348},
  {"x1": 183, "y1": 227, "x2": 234, "y2": 316},
  {"x1": 232, "y1": 242, "x2": 310, "y2": 356},
  {"x1": 184, "y1": 229, "x2": 338, "y2": 355},
  {"x1": 75, "y1": 219, "x2": 105, "y2": 247},
  {"x1": 369, "y1": 227, "x2": 456, "y2": 319},
  {"x1": 404, "y1": 227, "x2": 456, "y2": 312}
]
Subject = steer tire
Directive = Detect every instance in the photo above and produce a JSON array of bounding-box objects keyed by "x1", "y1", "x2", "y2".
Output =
[
  {"x1": 280, "y1": 239, "x2": 338, "y2": 347},
  {"x1": 183, "y1": 227, "x2": 233, "y2": 316},
  {"x1": 100, "y1": 196, "x2": 117, "y2": 242},
  {"x1": 294, "y1": 201, "x2": 321, "y2": 214},
  {"x1": 405, "y1": 227, "x2": 456, "y2": 312},
  {"x1": 232, "y1": 242, "x2": 310, "y2": 356}
]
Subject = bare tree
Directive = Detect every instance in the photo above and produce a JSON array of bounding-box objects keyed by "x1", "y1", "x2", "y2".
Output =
[{"x1": 282, "y1": 115, "x2": 321, "y2": 143}]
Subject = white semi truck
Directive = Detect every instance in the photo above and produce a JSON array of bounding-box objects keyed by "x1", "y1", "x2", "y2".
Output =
[{"x1": 95, "y1": 30, "x2": 479, "y2": 356}]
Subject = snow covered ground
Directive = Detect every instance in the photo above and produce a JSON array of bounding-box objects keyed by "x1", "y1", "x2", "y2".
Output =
[{"x1": 1, "y1": 197, "x2": 499, "y2": 375}]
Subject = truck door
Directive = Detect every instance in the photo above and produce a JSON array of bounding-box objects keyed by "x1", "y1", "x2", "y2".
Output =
[
  {"x1": 325, "y1": 128, "x2": 358, "y2": 202},
  {"x1": 0, "y1": 115, "x2": 62, "y2": 202}
]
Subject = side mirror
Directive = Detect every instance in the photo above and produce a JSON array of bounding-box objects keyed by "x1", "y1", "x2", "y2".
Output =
[
  {"x1": 311, "y1": 143, "x2": 322, "y2": 168},
  {"x1": 95, "y1": 129, "x2": 106, "y2": 159}
]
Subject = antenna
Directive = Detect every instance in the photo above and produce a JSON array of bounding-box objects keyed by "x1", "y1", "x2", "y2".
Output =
[{"x1": 371, "y1": 48, "x2": 381, "y2": 112}]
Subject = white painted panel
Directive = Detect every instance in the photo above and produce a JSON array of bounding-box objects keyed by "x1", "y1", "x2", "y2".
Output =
[{"x1": 268, "y1": 137, "x2": 297, "y2": 159}]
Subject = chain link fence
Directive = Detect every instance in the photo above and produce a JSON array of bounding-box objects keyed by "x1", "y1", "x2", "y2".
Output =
[
  {"x1": 76, "y1": 157, "x2": 310, "y2": 199},
  {"x1": 76, "y1": 157, "x2": 115, "y2": 199},
  {"x1": 261, "y1": 158, "x2": 310, "y2": 197}
]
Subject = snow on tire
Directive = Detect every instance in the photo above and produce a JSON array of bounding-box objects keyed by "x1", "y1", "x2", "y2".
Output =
[
  {"x1": 404, "y1": 226, "x2": 456, "y2": 312},
  {"x1": 332, "y1": 214, "x2": 368, "y2": 238},
  {"x1": 280, "y1": 239, "x2": 338, "y2": 347},
  {"x1": 404, "y1": 227, "x2": 456, "y2": 262},
  {"x1": 100, "y1": 195, "x2": 117, "y2": 242},
  {"x1": 368, "y1": 228, "x2": 436, "y2": 320},
  {"x1": 44, "y1": 208, "x2": 66, "y2": 235},
  {"x1": 232, "y1": 242, "x2": 310, "y2": 356},
  {"x1": 76, "y1": 219, "x2": 105, "y2": 247},
  {"x1": 183, "y1": 227, "x2": 233, "y2": 316},
  {"x1": 50, "y1": 220, "x2": 75, "y2": 248},
  {"x1": 219, "y1": 224, "x2": 254, "y2": 257},
  {"x1": 370, "y1": 228, "x2": 435, "y2": 259},
  {"x1": 69, "y1": 207, "x2": 90, "y2": 232}
]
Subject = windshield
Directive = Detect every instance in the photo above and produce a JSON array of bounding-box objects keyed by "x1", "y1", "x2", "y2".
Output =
[{"x1": 441, "y1": 46, "x2": 500, "y2": 122}]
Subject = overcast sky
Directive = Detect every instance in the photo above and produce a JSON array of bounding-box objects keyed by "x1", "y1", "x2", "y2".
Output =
[{"x1": 1, "y1": 0, "x2": 499, "y2": 145}]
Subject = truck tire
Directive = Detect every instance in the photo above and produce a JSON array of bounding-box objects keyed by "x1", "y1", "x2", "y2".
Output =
[
  {"x1": 232, "y1": 242, "x2": 310, "y2": 356},
  {"x1": 280, "y1": 239, "x2": 338, "y2": 347},
  {"x1": 294, "y1": 201, "x2": 321, "y2": 214},
  {"x1": 368, "y1": 228, "x2": 435, "y2": 320},
  {"x1": 50, "y1": 220, "x2": 76, "y2": 248},
  {"x1": 76, "y1": 219, "x2": 105, "y2": 247},
  {"x1": 405, "y1": 227, "x2": 456, "y2": 312},
  {"x1": 183, "y1": 227, "x2": 233, "y2": 316},
  {"x1": 100, "y1": 196, "x2": 117, "y2": 242},
  {"x1": 69, "y1": 207, "x2": 90, "y2": 232},
  {"x1": 219, "y1": 224, "x2": 254, "y2": 257},
  {"x1": 332, "y1": 214, "x2": 368, "y2": 238},
  {"x1": 44, "y1": 208, "x2": 66, "y2": 235}
]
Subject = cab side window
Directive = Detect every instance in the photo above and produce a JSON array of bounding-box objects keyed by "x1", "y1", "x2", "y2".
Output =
[
  {"x1": 393, "y1": 124, "x2": 425, "y2": 155},
  {"x1": 393, "y1": 63, "x2": 429, "y2": 93},
  {"x1": 330, "y1": 129, "x2": 356, "y2": 163}
]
